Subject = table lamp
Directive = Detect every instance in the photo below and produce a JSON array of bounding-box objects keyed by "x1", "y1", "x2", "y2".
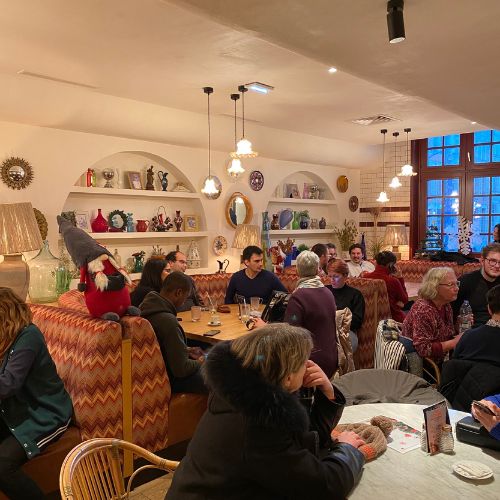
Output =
[
  {"x1": 232, "y1": 224, "x2": 261, "y2": 265},
  {"x1": 0, "y1": 202, "x2": 43, "y2": 300},
  {"x1": 383, "y1": 224, "x2": 408, "y2": 260}
]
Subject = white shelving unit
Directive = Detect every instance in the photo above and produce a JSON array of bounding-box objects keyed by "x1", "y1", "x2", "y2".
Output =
[
  {"x1": 268, "y1": 197, "x2": 336, "y2": 206},
  {"x1": 90, "y1": 231, "x2": 208, "y2": 240},
  {"x1": 269, "y1": 229, "x2": 333, "y2": 236},
  {"x1": 69, "y1": 186, "x2": 200, "y2": 200}
]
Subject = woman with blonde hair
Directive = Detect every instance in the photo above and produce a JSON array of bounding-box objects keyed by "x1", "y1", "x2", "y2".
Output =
[
  {"x1": 167, "y1": 323, "x2": 365, "y2": 500},
  {"x1": 0, "y1": 287, "x2": 73, "y2": 499},
  {"x1": 402, "y1": 267, "x2": 462, "y2": 364}
]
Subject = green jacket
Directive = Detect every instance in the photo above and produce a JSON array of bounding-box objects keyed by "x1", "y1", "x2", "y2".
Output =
[{"x1": 0, "y1": 324, "x2": 73, "y2": 458}]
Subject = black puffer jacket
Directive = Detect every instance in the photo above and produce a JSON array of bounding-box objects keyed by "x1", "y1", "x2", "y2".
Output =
[{"x1": 166, "y1": 341, "x2": 364, "y2": 500}]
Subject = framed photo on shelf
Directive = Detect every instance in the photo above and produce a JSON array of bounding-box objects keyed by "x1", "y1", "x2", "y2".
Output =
[
  {"x1": 184, "y1": 214, "x2": 199, "y2": 232},
  {"x1": 284, "y1": 183, "x2": 301, "y2": 199},
  {"x1": 75, "y1": 211, "x2": 91, "y2": 232},
  {"x1": 127, "y1": 171, "x2": 143, "y2": 190}
]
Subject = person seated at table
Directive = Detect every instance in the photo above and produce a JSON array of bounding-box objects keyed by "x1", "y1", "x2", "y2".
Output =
[
  {"x1": 0, "y1": 287, "x2": 73, "y2": 500},
  {"x1": 165, "y1": 251, "x2": 205, "y2": 312},
  {"x1": 166, "y1": 324, "x2": 365, "y2": 500},
  {"x1": 326, "y1": 242, "x2": 337, "y2": 260},
  {"x1": 225, "y1": 245, "x2": 287, "y2": 304},
  {"x1": 284, "y1": 251, "x2": 338, "y2": 378},
  {"x1": 140, "y1": 272, "x2": 207, "y2": 394},
  {"x1": 364, "y1": 251, "x2": 408, "y2": 323},
  {"x1": 130, "y1": 258, "x2": 169, "y2": 307},
  {"x1": 402, "y1": 267, "x2": 463, "y2": 365},
  {"x1": 453, "y1": 284, "x2": 500, "y2": 366},
  {"x1": 471, "y1": 395, "x2": 500, "y2": 440},
  {"x1": 326, "y1": 258, "x2": 365, "y2": 352},
  {"x1": 347, "y1": 243, "x2": 375, "y2": 277},
  {"x1": 493, "y1": 224, "x2": 500, "y2": 244},
  {"x1": 311, "y1": 243, "x2": 328, "y2": 276}
]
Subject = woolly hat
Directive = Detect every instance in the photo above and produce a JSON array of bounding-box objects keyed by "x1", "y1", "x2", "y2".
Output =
[{"x1": 332, "y1": 415, "x2": 394, "y2": 461}]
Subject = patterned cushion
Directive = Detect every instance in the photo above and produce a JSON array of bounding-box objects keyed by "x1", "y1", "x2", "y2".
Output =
[
  {"x1": 58, "y1": 289, "x2": 89, "y2": 314},
  {"x1": 191, "y1": 273, "x2": 233, "y2": 305},
  {"x1": 397, "y1": 260, "x2": 466, "y2": 282}
]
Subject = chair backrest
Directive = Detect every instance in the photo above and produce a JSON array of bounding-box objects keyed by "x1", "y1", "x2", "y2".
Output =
[{"x1": 60, "y1": 438, "x2": 179, "y2": 500}]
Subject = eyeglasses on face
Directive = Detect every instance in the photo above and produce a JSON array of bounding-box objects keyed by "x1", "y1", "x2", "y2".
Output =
[
  {"x1": 484, "y1": 257, "x2": 500, "y2": 267},
  {"x1": 438, "y1": 281, "x2": 460, "y2": 288}
]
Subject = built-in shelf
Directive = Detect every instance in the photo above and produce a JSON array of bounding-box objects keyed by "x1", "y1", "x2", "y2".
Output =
[
  {"x1": 269, "y1": 229, "x2": 333, "y2": 236},
  {"x1": 69, "y1": 186, "x2": 200, "y2": 199},
  {"x1": 90, "y1": 231, "x2": 208, "y2": 240},
  {"x1": 268, "y1": 198, "x2": 336, "y2": 205}
]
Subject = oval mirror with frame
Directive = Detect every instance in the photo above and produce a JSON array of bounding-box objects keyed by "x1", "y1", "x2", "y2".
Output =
[
  {"x1": 226, "y1": 192, "x2": 253, "y2": 228},
  {"x1": 1, "y1": 156, "x2": 34, "y2": 190}
]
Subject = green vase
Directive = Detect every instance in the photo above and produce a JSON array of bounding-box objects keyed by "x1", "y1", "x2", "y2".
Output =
[{"x1": 292, "y1": 211, "x2": 301, "y2": 230}]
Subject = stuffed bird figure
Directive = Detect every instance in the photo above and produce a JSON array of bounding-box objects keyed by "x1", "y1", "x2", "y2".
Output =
[{"x1": 57, "y1": 216, "x2": 140, "y2": 321}]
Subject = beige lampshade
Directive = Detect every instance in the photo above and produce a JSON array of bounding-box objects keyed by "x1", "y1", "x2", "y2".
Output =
[
  {"x1": 0, "y1": 202, "x2": 43, "y2": 254},
  {"x1": 383, "y1": 225, "x2": 408, "y2": 247},
  {"x1": 232, "y1": 224, "x2": 261, "y2": 249}
]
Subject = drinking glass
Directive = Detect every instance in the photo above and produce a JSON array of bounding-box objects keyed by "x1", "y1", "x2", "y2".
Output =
[
  {"x1": 191, "y1": 306, "x2": 202, "y2": 322},
  {"x1": 250, "y1": 296, "x2": 262, "y2": 312},
  {"x1": 240, "y1": 303, "x2": 250, "y2": 324}
]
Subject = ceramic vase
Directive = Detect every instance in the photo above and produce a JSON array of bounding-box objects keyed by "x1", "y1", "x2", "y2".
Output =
[
  {"x1": 292, "y1": 211, "x2": 301, "y2": 230},
  {"x1": 91, "y1": 208, "x2": 109, "y2": 232},
  {"x1": 157, "y1": 171, "x2": 169, "y2": 191},
  {"x1": 28, "y1": 240, "x2": 59, "y2": 303},
  {"x1": 271, "y1": 214, "x2": 280, "y2": 230},
  {"x1": 262, "y1": 211, "x2": 271, "y2": 231},
  {"x1": 174, "y1": 210, "x2": 183, "y2": 232},
  {"x1": 319, "y1": 217, "x2": 326, "y2": 229},
  {"x1": 279, "y1": 208, "x2": 293, "y2": 229},
  {"x1": 126, "y1": 212, "x2": 135, "y2": 232},
  {"x1": 299, "y1": 217, "x2": 309, "y2": 229}
]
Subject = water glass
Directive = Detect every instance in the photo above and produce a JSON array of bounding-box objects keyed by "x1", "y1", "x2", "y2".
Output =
[
  {"x1": 191, "y1": 306, "x2": 202, "y2": 322},
  {"x1": 250, "y1": 296, "x2": 262, "y2": 312},
  {"x1": 240, "y1": 303, "x2": 250, "y2": 324}
]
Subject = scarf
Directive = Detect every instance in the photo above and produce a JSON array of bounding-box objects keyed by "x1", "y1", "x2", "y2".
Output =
[
  {"x1": 486, "y1": 318, "x2": 500, "y2": 328},
  {"x1": 295, "y1": 275, "x2": 324, "y2": 289}
]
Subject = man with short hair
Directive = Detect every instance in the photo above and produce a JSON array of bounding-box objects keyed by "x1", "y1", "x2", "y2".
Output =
[
  {"x1": 347, "y1": 243, "x2": 375, "y2": 278},
  {"x1": 311, "y1": 243, "x2": 328, "y2": 276},
  {"x1": 140, "y1": 271, "x2": 207, "y2": 394},
  {"x1": 165, "y1": 250, "x2": 204, "y2": 312},
  {"x1": 224, "y1": 245, "x2": 287, "y2": 304},
  {"x1": 452, "y1": 243, "x2": 500, "y2": 327},
  {"x1": 493, "y1": 224, "x2": 500, "y2": 244},
  {"x1": 326, "y1": 243, "x2": 337, "y2": 260}
]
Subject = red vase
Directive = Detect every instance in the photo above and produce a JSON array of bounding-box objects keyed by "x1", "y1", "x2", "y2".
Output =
[{"x1": 91, "y1": 209, "x2": 109, "y2": 232}]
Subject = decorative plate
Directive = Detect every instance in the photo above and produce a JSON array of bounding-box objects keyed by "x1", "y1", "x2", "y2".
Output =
[
  {"x1": 336, "y1": 175, "x2": 349, "y2": 193},
  {"x1": 249, "y1": 170, "x2": 264, "y2": 191},
  {"x1": 349, "y1": 195, "x2": 359, "y2": 212},
  {"x1": 213, "y1": 235, "x2": 228, "y2": 256}
]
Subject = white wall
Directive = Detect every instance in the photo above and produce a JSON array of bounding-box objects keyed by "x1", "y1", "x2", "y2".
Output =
[{"x1": 0, "y1": 120, "x2": 362, "y2": 274}]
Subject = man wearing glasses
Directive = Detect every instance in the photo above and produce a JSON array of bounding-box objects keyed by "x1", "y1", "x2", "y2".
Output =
[{"x1": 452, "y1": 243, "x2": 500, "y2": 328}]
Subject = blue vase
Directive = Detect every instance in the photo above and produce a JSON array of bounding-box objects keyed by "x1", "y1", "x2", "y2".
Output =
[
  {"x1": 279, "y1": 208, "x2": 293, "y2": 229},
  {"x1": 284, "y1": 253, "x2": 293, "y2": 268}
]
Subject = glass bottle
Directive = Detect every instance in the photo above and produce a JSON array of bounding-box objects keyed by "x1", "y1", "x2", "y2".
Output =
[
  {"x1": 420, "y1": 423, "x2": 428, "y2": 452},
  {"x1": 29, "y1": 240, "x2": 59, "y2": 303},
  {"x1": 439, "y1": 424, "x2": 454, "y2": 453},
  {"x1": 55, "y1": 258, "x2": 73, "y2": 297}
]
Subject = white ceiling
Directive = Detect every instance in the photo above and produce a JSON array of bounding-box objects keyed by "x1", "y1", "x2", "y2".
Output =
[{"x1": 0, "y1": 0, "x2": 498, "y2": 167}]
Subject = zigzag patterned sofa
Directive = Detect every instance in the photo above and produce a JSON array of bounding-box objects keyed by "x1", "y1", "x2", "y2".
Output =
[{"x1": 397, "y1": 259, "x2": 480, "y2": 282}]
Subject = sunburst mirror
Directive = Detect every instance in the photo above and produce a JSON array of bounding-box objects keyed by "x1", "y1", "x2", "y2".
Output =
[{"x1": 1, "y1": 156, "x2": 34, "y2": 190}]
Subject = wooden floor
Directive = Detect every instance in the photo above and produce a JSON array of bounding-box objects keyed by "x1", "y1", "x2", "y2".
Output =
[{"x1": 130, "y1": 475, "x2": 172, "y2": 499}]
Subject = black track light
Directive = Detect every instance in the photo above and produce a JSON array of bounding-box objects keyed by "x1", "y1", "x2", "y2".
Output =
[{"x1": 387, "y1": 0, "x2": 405, "y2": 44}]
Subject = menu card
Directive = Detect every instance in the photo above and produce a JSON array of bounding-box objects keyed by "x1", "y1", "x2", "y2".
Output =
[
  {"x1": 386, "y1": 418, "x2": 421, "y2": 453},
  {"x1": 423, "y1": 400, "x2": 450, "y2": 455}
]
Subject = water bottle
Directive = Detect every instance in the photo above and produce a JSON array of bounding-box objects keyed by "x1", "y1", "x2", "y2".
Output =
[{"x1": 459, "y1": 300, "x2": 473, "y2": 333}]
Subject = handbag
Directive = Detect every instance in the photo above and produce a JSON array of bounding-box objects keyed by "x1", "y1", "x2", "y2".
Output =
[
  {"x1": 455, "y1": 415, "x2": 500, "y2": 451},
  {"x1": 261, "y1": 290, "x2": 290, "y2": 323}
]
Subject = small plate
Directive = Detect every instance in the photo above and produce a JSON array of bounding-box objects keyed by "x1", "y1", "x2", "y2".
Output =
[
  {"x1": 249, "y1": 170, "x2": 264, "y2": 191},
  {"x1": 452, "y1": 461, "x2": 493, "y2": 480},
  {"x1": 212, "y1": 235, "x2": 227, "y2": 256}
]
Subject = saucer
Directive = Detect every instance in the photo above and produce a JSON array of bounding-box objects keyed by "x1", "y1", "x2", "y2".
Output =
[
  {"x1": 208, "y1": 321, "x2": 221, "y2": 327},
  {"x1": 452, "y1": 461, "x2": 493, "y2": 480}
]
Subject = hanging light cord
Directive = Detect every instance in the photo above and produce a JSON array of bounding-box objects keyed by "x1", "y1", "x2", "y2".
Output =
[
  {"x1": 234, "y1": 98, "x2": 237, "y2": 148},
  {"x1": 241, "y1": 89, "x2": 245, "y2": 138},
  {"x1": 381, "y1": 129, "x2": 386, "y2": 185},
  {"x1": 394, "y1": 131, "x2": 399, "y2": 176},
  {"x1": 207, "y1": 90, "x2": 211, "y2": 177}
]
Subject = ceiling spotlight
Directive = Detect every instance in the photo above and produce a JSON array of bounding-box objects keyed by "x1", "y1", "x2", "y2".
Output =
[
  {"x1": 328, "y1": 67, "x2": 338, "y2": 74},
  {"x1": 471, "y1": 121, "x2": 477, "y2": 125},
  {"x1": 387, "y1": 0, "x2": 405, "y2": 44},
  {"x1": 245, "y1": 82, "x2": 274, "y2": 94}
]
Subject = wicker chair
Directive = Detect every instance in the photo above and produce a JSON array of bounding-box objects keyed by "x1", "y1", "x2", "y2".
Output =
[{"x1": 59, "y1": 438, "x2": 179, "y2": 499}]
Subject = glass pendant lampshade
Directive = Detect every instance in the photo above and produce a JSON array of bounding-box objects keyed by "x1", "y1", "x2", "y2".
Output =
[
  {"x1": 398, "y1": 128, "x2": 417, "y2": 177},
  {"x1": 389, "y1": 131, "x2": 402, "y2": 188},
  {"x1": 201, "y1": 86, "x2": 221, "y2": 198},
  {"x1": 231, "y1": 85, "x2": 258, "y2": 159},
  {"x1": 228, "y1": 93, "x2": 245, "y2": 179},
  {"x1": 377, "y1": 129, "x2": 390, "y2": 203}
]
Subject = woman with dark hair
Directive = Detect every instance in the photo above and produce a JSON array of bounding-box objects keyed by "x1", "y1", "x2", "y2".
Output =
[
  {"x1": 130, "y1": 258, "x2": 169, "y2": 307},
  {"x1": 166, "y1": 323, "x2": 365, "y2": 500},
  {"x1": 0, "y1": 287, "x2": 73, "y2": 499}
]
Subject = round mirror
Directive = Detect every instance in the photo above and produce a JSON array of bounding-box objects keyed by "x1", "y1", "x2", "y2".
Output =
[
  {"x1": 226, "y1": 192, "x2": 253, "y2": 228},
  {"x1": 1, "y1": 156, "x2": 33, "y2": 189}
]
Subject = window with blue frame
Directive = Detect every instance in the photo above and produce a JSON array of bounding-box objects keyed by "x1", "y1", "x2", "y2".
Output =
[
  {"x1": 473, "y1": 130, "x2": 500, "y2": 164},
  {"x1": 427, "y1": 134, "x2": 460, "y2": 167}
]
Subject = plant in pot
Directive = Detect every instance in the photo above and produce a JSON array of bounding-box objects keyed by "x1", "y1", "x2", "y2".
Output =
[
  {"x1": 333, "y1": 219, "x2": 358, "y2": 258},
  {"x1": 367, "y1": 237, "x2": 386, "y2": 259},
  {"x1": 296, "y1": 243, "x2": 309, "y2": 255},
  {"x1": 297, "y1": 210, "x2": 310, "y2": 229}
]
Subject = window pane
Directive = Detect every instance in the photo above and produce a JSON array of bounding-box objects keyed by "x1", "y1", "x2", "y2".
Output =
[
  {"x1": 472, "y1": 215, "x2": 489, "y2": 233},
  {"x1": 444, "y1": 198, "x2": 459, "y2": 214},
  {"x1": 444, "y1": 147, "x2": 460, "y2": 165},
  {"x1": 427, "y1": 179, "x2": 442, "y2": 196},
  {"x1": 474, "y1": 145, "x2": 491, "y2": 163},
  {"x1": 493, "y1": 130, "x2": 500, "y2": 142},
  {"x1": 473, "y1": 196, "x2": 490, "y2": 214},
  {"x1": 474, "y1": 130, "x2": 491, "y2": 144},
  {"x1": 443, "y1": 178, "x2": 459, "y2": 196},
  {"x1": 444, "y1": 134, "x2": 460, "y2": 146},
  {"x1": 427, "y1": 198, "x2": 443, "y2": 215},
  {"x1": 492, "y1": 196, "x2": 500, "y2": 214},
  {"x1": 474, "y1": 177, "x2": 490, "y2": 195},
  {"x1": 443, "y1": 216, "x2": 459, "y2": 233},
  {"x1": 428, "y1": 149, "x2": 442, "y2": 166},
  {"x1": 491, "y1": 215, "x2": 500, "y2": 230},
  {"x1": 427, "y1": 217, "x2": 441, "y2": 232},
  {"x1": 492, "y1": 144, "x2": 500, "y2": 163},
  {"x1": 442, "y1": 234, "x2": 458, "y2": 252},
  {"x1": 471, "y1": 234, "x2": 488, "y2": 253},
  {"x1": 428, "y1": 136, "x2": 443, "y2": 148}
]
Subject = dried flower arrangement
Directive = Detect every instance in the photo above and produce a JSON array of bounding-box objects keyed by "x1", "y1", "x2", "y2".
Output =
[{"x1": 333, "y1": 219, "x2": 358, "y2": 251}]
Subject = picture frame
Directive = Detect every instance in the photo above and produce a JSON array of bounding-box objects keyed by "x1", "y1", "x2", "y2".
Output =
[
  {"x1": 284, "y1": 183, "x2": 300, "y2": 199},
  {"x1": 184, "y1": 214, "x2": 199, "y2": 232},
  {"x1": 75, "y1": 211, "x2": 91, "y2": 232},
  {"x1": 303, "y1": 182, "x2": 320, "y2": 199},
  {"x1": 127, "y1": 171, "x2": 143, "y2": 190}
]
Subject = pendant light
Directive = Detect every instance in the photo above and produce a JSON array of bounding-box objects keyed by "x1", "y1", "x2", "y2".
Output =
[
  {"x1": 376, "y1": 129, "x2": 390, "y2": 203},
  {"x1": 389, "y1": 131, "x2": 402, "y2": 188},
  {"x1": 231, "y1": 85, "x2": 258, "y2": 158},
  {"x1": 201, "y1": 87, "x2": 221, "y2": 198},
  {"x1": 398, "y1": 127, "x2": 417, "y2": 176},
  {"x1": 227, "y1": 93, "x2": 245, "y2": 179}
]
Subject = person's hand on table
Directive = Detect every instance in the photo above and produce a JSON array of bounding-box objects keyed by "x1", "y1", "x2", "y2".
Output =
[
  {"x1": 471, "y1": 400, "x2": 500, "y2": 432},
  {"x1": 336, "y1": 431, "x2": 365, "y2": 449},
  {"x1": 302, "y1": 360, "x2": 335, "y2": 400},
  {"x1": 188, "y1": 346, "x2": 205, "y2": 360}
]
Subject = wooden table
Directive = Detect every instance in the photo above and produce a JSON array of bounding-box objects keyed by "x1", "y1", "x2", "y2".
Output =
[
  {"x1": 341, "y1": 403, "x2": 499, "y2": 499},
  {"x1": 178, "y1": 304, "x2": 252, "y2": 344}
]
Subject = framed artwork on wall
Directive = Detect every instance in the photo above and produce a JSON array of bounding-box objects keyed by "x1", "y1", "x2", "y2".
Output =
[
  {"x1": 75, "y1": 211, "x2": 91, "y2": 232},
  {"x1": 184, "y1": 214, "x2": 199, "y2": 232},
  {"x1": 127, "y1": 171, "x2": 143, "y2": 190}
]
